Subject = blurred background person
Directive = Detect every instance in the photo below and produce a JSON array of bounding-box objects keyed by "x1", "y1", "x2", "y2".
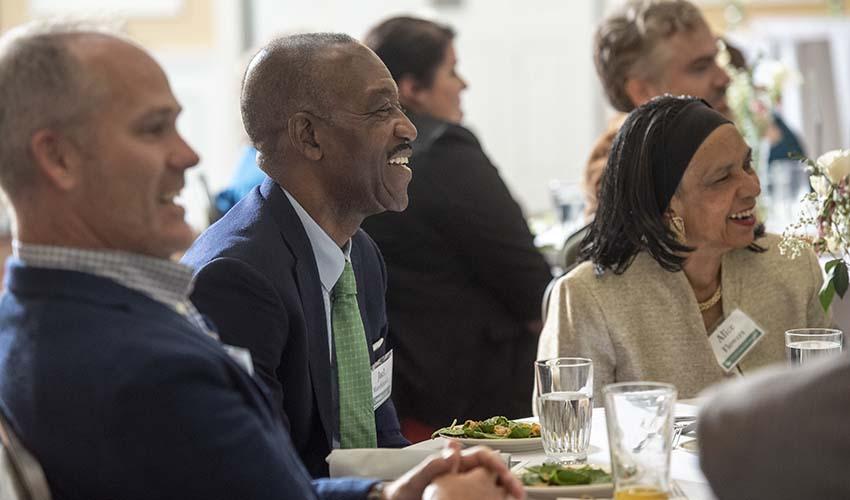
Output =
[
  {"x1": 362, "y1": 16, "x2": 552, "y2": 441},
  {"x1": 564, "y1": 0, "x2": 732, "y2": 270},
  {"x1": 538, "y1": 96, "x2": 831, "y2": 400},
  {"x1": 699, "y1": 355, "x2": 850, "y2": 500},
  {"x1": 212, "y1": 143, "x2": 265, "y2": 221}
]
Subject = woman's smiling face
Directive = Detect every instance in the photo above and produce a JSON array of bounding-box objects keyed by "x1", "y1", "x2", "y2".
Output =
[{"x1": 668, "y1": 124, "x2": 761, "y2": 253}]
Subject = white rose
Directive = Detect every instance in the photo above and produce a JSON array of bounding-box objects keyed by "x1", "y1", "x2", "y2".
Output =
[
  {"x1": 810, "y1": 174, "x2": 831, "y2": 197},
  {"x1": 817, "y1": 149, "x2": 850, "y2": 185},
  {"x1": 826, "y1": 234, "x2": 841, "y2": 254}
]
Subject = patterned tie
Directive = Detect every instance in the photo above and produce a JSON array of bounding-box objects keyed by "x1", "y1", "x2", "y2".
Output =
[{"x1": 332, "y1": 261, "x2": 377, "y2": 448}]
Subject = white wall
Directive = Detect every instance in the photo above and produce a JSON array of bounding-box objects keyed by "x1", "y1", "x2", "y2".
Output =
[{"x1": 250, "y1": 0, "x2": 606, "y2": 215}]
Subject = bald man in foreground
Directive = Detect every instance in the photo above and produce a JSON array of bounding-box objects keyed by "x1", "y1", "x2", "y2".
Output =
[{"x1": 0, "y1": 22, "x2": 521, "y2": 500}]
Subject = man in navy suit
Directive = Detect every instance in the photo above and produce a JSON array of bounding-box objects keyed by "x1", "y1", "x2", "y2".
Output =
[
  {"x1": 183, "y1": 34, "x2": 415, "y2": 475},
  {"x1": 0, "y1": 22, "x2": 521, "y2": 500}
]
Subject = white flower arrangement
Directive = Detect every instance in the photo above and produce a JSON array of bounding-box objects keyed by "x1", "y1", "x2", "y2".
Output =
[{"x1": 780, "y1": 149, "x2": 850, "y2": 310}]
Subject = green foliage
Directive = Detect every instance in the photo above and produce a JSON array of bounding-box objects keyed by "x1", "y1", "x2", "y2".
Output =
[
  {"x1": 520, "y1": 464, "x2": 611, "y2": 486},
  {"x1": 431, "y1": 416, "x2": 540, "y2": 439},
  {"x1": 820, "y1": 259, "x2": 849, "y2": 311}
]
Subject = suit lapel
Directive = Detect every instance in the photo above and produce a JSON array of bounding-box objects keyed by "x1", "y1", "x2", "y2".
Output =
[
  {"x1": 261, "y1": 180, "x2": 335, "y2": 447},
  {"x1": 350, "y1": 238, "x2": 375, "y2": 363}
]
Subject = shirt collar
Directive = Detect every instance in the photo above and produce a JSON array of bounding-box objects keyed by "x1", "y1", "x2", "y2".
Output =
[
  {"x1": 281, "y1": 187, "x2": 351, "y2": 293},
  {"x1": 12, "y1": 241, "x2": 195, "y2": 307}
]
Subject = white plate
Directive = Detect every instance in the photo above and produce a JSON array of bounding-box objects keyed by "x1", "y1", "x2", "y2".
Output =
[
  {"x1": 514, "y1": 463, "x2": 613, "y2": 499},
  {"x1": 680, "y1": 438, "x2": 699, "y2": 454},
  {"x1": 523, "y1": 482, "x2": 613, "y2": 499},
  {"x1": 439, "y1": 436, "x2": 543, "y2": 452}
]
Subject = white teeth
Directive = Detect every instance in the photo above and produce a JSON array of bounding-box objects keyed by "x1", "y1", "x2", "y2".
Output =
[
  {"x1": 729, "y1": 209, "x2": 753, "y2": 219},
  {"x1": 388, "y1": 156, "x2": 409, "y2": 165}
]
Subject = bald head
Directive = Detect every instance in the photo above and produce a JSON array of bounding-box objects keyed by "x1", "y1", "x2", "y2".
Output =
[
  {"x1": 241, "y1": 32, "x2": 370, "y2": 172},
  {"x1": 0, "y1": 22, "x2": 130, "y2": 197}
]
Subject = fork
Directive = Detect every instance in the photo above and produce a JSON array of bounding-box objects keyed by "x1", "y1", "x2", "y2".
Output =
[
  {"x1": 670, "y1": 480, "x2": 689, "y2": 499},
  {"x1": 672, "y1": 425, "x2": 684, "y2": 448},
  {"x1": 672, "y1": 420, "x2": 698, "y2": 448}
]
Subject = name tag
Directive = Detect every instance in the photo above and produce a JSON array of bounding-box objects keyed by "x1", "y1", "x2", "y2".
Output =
[
  {"x1": 708, "y1": 308, "x2": 766, "y2": 372},
  {"x1": 371, "y1": 349, "x2": 393, "y2": 410},
  {"x1": 223, "y1": 344, "x2": 254, "y2": 376}
]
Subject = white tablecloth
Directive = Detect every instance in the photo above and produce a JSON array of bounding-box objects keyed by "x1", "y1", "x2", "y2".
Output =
[{"x1": 408, "y1": 402, "x2": 717, "y2": 499}]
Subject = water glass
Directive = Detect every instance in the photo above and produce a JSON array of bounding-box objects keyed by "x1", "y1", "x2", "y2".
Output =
[
  {"x1": 785, "y1": 328, "x2": 843, "y2": 365},
  {"x1": 604, "y1": 382, "x2": 676, "y2": 500},
  {"x1": 534, "y1": 357, "x2": 593, "y2": 463}
]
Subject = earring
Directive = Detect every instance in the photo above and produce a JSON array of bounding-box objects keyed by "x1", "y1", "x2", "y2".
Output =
[{"x1": 668, "y1": 214, "x2": 687, "y2": 243}]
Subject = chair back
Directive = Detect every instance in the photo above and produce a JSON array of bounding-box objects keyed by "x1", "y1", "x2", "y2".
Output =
[{"x1": 0, "y1": 409, "x2": 51, "y2": 500}]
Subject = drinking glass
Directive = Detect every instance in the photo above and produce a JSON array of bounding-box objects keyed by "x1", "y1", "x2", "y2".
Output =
[
  {"x1": 785, "y1": 328, "x2": 843, "y2": 365},
  {"x1": 604, "y1": 382, "x2": 676, "y2": 500},
  {"x1": 534, "y1": 357, "x2": 593, "y2": 463}
]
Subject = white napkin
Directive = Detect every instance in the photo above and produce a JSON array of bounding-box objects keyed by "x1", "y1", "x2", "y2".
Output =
[
  {"x1": 327, "y1": 448, "x2": 511, "y2": 481},
  {"x1": 327, "y1": 448, "x2": 443, "y2": 480}
]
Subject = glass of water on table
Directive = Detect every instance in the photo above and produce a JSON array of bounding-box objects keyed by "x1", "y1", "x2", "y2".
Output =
[
  {"x1": 534, "y1": 357, "x2": 592, "y2": 463},
  {"x1": 785, "y1": 328, "x2": 843, "y2": 365},
  {"x1": 604, "y1": 382, "x2": 677, "y2": 500}
]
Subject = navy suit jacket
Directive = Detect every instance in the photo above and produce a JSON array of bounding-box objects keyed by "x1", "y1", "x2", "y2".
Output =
[
  {"x1": 0, "y1": 261, "x2": 375, "y2": 500},
  {"x1": 182, "y1": 179, "x2": 407, "y2": 477}
]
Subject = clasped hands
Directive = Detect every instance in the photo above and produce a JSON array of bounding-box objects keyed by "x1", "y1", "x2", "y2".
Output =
[{"x1": 383, "y1": 440, "x2": 525, "y2": 500}]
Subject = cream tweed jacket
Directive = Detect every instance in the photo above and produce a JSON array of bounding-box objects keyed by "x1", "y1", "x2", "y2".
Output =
[{"x1": 537, "y1": 234, "x2": 832, "y2": 400}]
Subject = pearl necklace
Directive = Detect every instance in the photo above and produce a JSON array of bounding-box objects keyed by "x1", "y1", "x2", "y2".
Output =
[{"x1": 698, "y1": 285, "x2": 722, "y2": 312}]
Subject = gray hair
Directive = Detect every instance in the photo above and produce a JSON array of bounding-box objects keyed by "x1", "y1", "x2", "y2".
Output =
[
  {"x1": 594, "y1": 0, "x2": 705, "y2": 112},
  {"x1": 240, "y1": 32, "x2": 358, "y2": 173},
  {"x1": 0, "y1": 20, "x2": 124, "y2": 195}
]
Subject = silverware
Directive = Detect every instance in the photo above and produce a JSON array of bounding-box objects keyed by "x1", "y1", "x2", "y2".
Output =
[
  {"x1": 670, "y1": 480, "x2": 689, "y2": 499},
  {"x1": 672, "y1": 420, "x2": 698, "y2": 448}
]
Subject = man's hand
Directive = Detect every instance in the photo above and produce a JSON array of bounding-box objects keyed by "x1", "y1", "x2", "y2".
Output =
[
  {"x1": 382, "y1": 441, "x2": 525, "y2": 500},
  {"x1": 422, "y1": 468, "x2": 511, "y2": 500}
]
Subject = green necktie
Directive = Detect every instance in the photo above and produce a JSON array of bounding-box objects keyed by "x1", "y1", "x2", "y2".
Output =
[{"x1": 332, "y1": 261, "x2": 377, "y2": 448}]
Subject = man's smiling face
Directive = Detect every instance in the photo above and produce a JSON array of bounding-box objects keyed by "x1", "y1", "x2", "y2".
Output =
[{"x1": 313, "y1": 43, "x2": 418, "y2": 218}]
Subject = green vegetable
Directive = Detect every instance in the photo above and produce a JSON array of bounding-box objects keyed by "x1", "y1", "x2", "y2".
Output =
[
  {"x1": 520, "y1": 464, "x2": 611, "y2": 486},
  {"x1": 430, "y1": 416, "x2": 541, "y2": 439}
]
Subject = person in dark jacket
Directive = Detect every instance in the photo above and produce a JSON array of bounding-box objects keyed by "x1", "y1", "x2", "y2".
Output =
[
  {"x1": 362, "y1": 16, "x2": 553, "y2": 441},
  {"x1": 0, "y1": 23, "x2": 522, "y2": 500}
]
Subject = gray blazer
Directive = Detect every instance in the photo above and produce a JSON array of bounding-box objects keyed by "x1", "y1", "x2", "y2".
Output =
[
  {"x1": 699, "y1": 356, "x2": 850, "y2": 499},
  {"x1": 537, "y1": 234, "x2": 831, "y2": 399}
]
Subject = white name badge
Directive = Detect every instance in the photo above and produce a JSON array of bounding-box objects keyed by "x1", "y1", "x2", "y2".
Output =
[
  {"x1": 223, "y1": 344, "x2": 255, "y2": 376},
  {"x1": 708, "y1": 308, "x2": 766, "y2": 372},
  {"x1": 371, "y1": 349, "x2": 393, "y2": 410}
]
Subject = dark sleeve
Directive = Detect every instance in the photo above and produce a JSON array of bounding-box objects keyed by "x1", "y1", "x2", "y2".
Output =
[
  {"x1": 416, "y1": 129, "x2": 552, "y2": 321},
  {"x1": 698, "y1": 358, "x2": 850, "y2": 499},
  {"x1": 107, "y1": 351, "x2": 375, "y2": 500},
  {"x1": 190, "y1": 257, "x2": 289, "y2": 426}
]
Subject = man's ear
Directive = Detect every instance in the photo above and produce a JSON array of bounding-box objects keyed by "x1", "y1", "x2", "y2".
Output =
[
  {"x1": 624, "y1": 77, "x2": 658, "y2": 108},
  {"x1": 29, "y1": 129, "x2": 82, "y2": 191},
  {"x1": 287, "y1": 112, "x2": 323, "y2": 161}
]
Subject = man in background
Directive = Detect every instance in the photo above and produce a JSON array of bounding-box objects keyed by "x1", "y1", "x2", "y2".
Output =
[
  {"x1": 586, "y1": 0, "x2": 730, "y2": 218},
  {"x1": 0, "y1": 21, "x2": 521, "y2": 500},
  {"x1": 183, "y1": 33, "x2": 412, "y2": 475}
]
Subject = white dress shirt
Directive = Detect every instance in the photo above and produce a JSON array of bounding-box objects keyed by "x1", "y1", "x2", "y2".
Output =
[{"x1": 282, "y1": 188, "x2": 351, "y2": 361}]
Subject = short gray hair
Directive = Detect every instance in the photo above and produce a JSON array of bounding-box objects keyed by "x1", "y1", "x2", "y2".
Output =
[
  {"x1": 240, "y1": 32, "x2": 358, "y2": 173},
  {"x1": 594, "y1": 0, "x2": 705, "y2": 112},
  {"x1": 0, "y1": 20, "x2": 122, "y2": 195}
]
